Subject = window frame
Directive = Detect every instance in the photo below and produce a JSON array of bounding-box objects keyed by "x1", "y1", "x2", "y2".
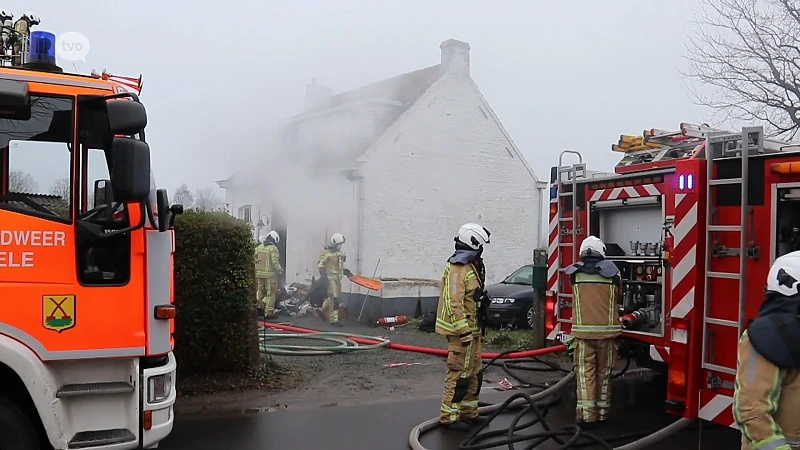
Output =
[
  {"x1": 238, "y1": 205, "x2": 252, "y2": 224},
  {"x1": 0, "y1": 93, "x2": 76, "y2": 225}
]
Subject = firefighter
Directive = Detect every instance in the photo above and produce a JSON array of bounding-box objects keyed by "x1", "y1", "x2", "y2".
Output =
[
  {"x1": 733, "y1": 251, "x2": 800, "y2": 450},
  {"x1": 255, "y1": 231, "x2": 283, "y2": 318},
  {"x1": 318, "y1": 232, "x2": 351, "y2": 325},
  {"x1": 564, "y1": 235, "x2": 622, "y2": 427},
  {"x1": 436, "y1": 223, "x2": 491, "y2": 431}
]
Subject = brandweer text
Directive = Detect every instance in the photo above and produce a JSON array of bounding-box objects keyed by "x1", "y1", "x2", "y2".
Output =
[{"x1": 0, "y1": 230, "x2": 67, "y2": 268}]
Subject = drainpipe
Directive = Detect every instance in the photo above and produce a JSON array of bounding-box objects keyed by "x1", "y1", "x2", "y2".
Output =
[{"x1": 347, "y1": 169, "x2": 365, "y2": 275}]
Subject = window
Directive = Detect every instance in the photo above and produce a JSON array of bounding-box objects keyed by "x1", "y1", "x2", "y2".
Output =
[
  {"x1": 1, "y1": 95, "x2": 74, "y2": 222},
  {"x1": 82, "y1": 148, "x2": 111, "y2": 211},
  {"x1": 503, "y1": 266, "x2": 534, "y2": 285},
  {"x1": 238, "y1": 205, "x2": 252, "y2": 223}
]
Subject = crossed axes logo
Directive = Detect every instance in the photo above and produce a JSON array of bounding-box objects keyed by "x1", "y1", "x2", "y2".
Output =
[{"x1": 43, "y1": 295, "x2": 76, "y2": 333}]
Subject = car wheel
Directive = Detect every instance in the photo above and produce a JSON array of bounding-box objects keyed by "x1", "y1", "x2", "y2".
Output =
[
  {"x1": 0, "y1": 398, "x2": 40, "y2": 450},
  {"x1": 526, "y1": 306, "x2": 534, "y2": 329}
]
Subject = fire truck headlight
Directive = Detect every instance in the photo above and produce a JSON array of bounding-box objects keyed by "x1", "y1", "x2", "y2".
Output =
[
  {"x1": 148, "y1": 373, "x2": 172, "y2": 404},
  {"x1": 679, "y1": 174, "x2": 685, "y2": 190},
  {"x1": 687, "y1": 174, "x2": 694, "y2": 190}
]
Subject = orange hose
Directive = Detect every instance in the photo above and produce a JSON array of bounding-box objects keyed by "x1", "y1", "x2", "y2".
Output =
[{"x1": 260, "y1": 321, "x2": 567, "y2": 359}]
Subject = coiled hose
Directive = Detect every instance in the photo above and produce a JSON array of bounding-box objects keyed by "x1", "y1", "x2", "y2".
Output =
[{"x1": 257, "y1": 324, "x2": 391, "y2": 355}]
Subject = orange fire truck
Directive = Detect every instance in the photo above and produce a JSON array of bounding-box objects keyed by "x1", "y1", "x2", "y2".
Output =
[
  {"x1": 545, "y1": 122, "x2": 800, "y2": 430},
  {"x1": 0, "y1": 15, "x2": 179, "y2": 450}
]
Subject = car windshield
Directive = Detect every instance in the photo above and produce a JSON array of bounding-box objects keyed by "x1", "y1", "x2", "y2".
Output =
[{"x1": 502, "y1": 266, "x2": 534, "y2": 285}]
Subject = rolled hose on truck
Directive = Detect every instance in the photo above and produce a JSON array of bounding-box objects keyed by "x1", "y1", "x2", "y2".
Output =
[{"x1": 259, "y1": 321, "x2": 693, "y2": 449}]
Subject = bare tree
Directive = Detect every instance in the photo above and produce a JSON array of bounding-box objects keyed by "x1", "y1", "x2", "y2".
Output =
[
  {"x1": 193, "y1": 187, "x2": 225, "y2": 212},
  {"x1": 49, "y1": 177, "x2": 70, "y2": 199},
  {"x1": 8, "y1": 170, "x2": 38, "y2": 193},
  {"x1": 685, "y1": 0, "x2": 800, "y2": 138},
  {"x1": 173, "y1": 183, "x2": 194, "y2": 208}
]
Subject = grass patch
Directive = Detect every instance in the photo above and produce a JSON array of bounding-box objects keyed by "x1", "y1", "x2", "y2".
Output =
[
  {"x1": 177, "y1": 356, "x2": 297, "y2": 396},
  {"x1": 484, "y1": 328, "x2": 534, "y2": 351}
]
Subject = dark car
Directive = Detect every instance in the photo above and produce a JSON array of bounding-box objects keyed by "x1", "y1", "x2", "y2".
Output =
[{"x1": 486, "y1": 264, "x2": 537, "y2": 328}]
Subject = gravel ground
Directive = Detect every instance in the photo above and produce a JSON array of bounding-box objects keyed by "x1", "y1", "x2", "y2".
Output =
[{"x1": 176, "y1": 316, "x2": 572, "y2": 416}]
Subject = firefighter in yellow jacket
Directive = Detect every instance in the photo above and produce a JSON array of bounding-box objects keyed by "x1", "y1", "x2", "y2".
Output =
[
  {"x1": 734, "y1": 251, "x2": 800, "y2": 450},
  {"x1": 255, "y1": 231, "x2": 283, "y2": 318},
  {"x1": 436, "y1": 223, "x2": 491, "y2": 431},
  {"x1": 564, "y1": 235, "x2": 622, "y2": 427},
  {"x1": 318, "y1": 232, "x2": 351, "y2": 325}
]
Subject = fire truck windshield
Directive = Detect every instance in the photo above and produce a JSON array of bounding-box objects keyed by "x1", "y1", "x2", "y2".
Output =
[{"x1": 0, "y1": 94, "x2": 74, "y2": 221}]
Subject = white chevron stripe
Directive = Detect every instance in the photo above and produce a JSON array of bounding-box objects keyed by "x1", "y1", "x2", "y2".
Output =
[
  {"x1": 643, "y1": 184, "x2": 661, "y2": 196},
  {"x1": 698, "y1": 395, "x2": 732, "y2": 422},
  {"x1": 672, "y1": 202, "x2": 698, "y2": 247},
  {"x1": 623, "y1": 186, "x2": 640, "y2": 198}
]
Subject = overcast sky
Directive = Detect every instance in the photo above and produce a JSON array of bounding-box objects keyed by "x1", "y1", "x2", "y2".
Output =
[{"x1": 7, "y1": 0, "x2": 713, "y2": 195}]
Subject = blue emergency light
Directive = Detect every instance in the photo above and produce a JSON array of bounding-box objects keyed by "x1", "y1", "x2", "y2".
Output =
[
  {"x1": 678, "y1": 174, "x2": 695, "y2": 191},
  {"x1": 28, "y1": 30, "x2": 56, "y2": 65}
]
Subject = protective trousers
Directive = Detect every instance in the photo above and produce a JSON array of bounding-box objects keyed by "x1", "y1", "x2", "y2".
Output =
[
  {"x1": 321, "y1": 277, "x2": 342, "y2": 324},
  {"x1": 256, "y1": 276, "x2": 278, "y2": 315},
  {"x1": 440, "y1": 336, "x2": 483, "y2": 424},
  {"x1": 735, "y1": 334, "x2": 800, "y2": 450},
  {"x1": 574, "y1": 338, "x2": 616, "y2": 423}
]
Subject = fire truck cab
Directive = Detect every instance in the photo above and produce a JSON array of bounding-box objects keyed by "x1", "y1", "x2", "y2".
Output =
[
  {"x1": 0, "y1": 16, "x2": 178, "y2": 450},
  {"x1": 545, "y1": 122, "x2": 800, "y2": 429}
]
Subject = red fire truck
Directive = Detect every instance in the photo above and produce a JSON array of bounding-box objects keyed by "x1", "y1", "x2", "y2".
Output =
[{"x1": 544, "y1": 123, "x2": 800, "y2": 430}]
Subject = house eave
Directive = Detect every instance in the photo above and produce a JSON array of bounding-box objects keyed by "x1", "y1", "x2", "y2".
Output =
[{"x1": 285, "y1": 98, "x2": 404, "y2": 125}]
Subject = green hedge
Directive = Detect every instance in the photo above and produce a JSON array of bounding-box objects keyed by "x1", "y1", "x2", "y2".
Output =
[{"x1": 173, "y1": 210, "x2": 257, "y2": 375}]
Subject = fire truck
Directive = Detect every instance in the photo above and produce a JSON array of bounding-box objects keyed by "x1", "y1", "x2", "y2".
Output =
[
  {"x1": 544, "y1": 122, "x2": 800, "y2": 430},
  {"x1": 0, "y1": 14, "x2": 179, "y2": 450}
]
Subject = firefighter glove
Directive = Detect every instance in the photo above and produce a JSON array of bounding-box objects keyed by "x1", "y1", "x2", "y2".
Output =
[
  {"x1": 343, "y1": 268, "x2": 353, "y2": 277},
  {"x1": 318, "y1": 267, "x2": 326, "y2": 277},
  {"x1": 459, "y1": 331, "x2": 473, "y2": 345},
  {"x1": 566, "y1": 336, "x2": 576, "y2": 357}
]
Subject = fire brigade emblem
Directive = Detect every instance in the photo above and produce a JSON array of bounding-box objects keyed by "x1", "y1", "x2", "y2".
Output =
[{"x1": 42, "y1": 295, "x2": 76, "y2": 333}]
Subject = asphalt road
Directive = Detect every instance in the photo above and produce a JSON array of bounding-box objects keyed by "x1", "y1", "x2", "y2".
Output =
[{"x1": 161, "y1": 393, "x2": 742, "y2": 450}]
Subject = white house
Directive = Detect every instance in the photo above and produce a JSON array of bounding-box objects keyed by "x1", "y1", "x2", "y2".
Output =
[{"x1": 217, "y1": 39, "x2": 547, "y2": 290}]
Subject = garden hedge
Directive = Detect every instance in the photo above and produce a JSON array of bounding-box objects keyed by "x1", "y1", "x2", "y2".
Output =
[{"x1": 173, "y1": 210, "x2": 257, "y2": 375}]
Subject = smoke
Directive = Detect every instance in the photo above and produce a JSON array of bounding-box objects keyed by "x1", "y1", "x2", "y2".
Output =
[{"x1": 226, "y1": 81, "x2": 390, "y2": 236}]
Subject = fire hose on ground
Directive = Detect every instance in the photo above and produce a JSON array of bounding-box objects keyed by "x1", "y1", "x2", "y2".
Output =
[
  {"x1": 259, "y1": 321, "x2": 568, "y2": 359},
  {"x1": 259, "y1": 322, "x2": 693, "y2": 449}
]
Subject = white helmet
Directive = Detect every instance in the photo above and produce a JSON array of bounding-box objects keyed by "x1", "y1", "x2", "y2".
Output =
[
  {"x1": 457, "y1": 223, "x2": 490, "y2": 250},
  {"x1": 266, "y1": 230, "x2": 280, "y2": 243},
  {"x1": 766, "y1": 251, "x2": 800, "y2": 297},
  {"x1": 580, "y1": 236, "x2": 606, "y2": 258},
  {"x1": 330, "y1": 233, "x2": 345, "y2": 246}
]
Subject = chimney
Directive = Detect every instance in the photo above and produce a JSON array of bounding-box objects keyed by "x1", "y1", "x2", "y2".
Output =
[
  {"x1": 439, "y1": 39, "x2": 471, "y2": 78},
  {"x1": 304, "y1": 77, "x2": 332, "y2": 111}
]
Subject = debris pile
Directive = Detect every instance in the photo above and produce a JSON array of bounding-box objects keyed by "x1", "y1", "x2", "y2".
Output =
[{"x1": 274, "y1": 283, "x2": 316, "y2": 317}]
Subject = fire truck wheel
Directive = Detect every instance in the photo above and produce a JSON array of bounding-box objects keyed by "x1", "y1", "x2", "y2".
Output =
[{"x1": 0, "y1": 398, "x2": 40, "y2": 450}]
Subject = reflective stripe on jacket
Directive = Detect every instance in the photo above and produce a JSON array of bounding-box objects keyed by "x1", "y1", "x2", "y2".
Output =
[
  {"x1": 570, "y1": 272, "x2": 621, "y2": 339},
  {"x1": 255, "y1": 244, "x2": 282, "y2": 278},
  {"x1": 734, "y1": 330, "x2": 799, "y2": 450},
  {"x1": 318, "y1": 248, "x2": 345, "y2": 281},
  {"x1": 435, "y1": 262, "x2": 481, "y2": 336}
]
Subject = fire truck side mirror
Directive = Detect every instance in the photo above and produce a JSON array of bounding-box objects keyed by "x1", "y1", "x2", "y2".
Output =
[
  {"x1": 155, "y1": 189, "x2": 170, "y2": 232},
  {"x1": 0, "y1": 79, "x2": 31, "y2": 120},
  {"x1": 106, "y1": 98, "x2": 147, "y2": 135},
  {"x1": 110, "y1": 137, "x2": 151, "y2": 201},
  {"x1": 93, "y1": 179, "x2": 113, "y2": 209}
]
